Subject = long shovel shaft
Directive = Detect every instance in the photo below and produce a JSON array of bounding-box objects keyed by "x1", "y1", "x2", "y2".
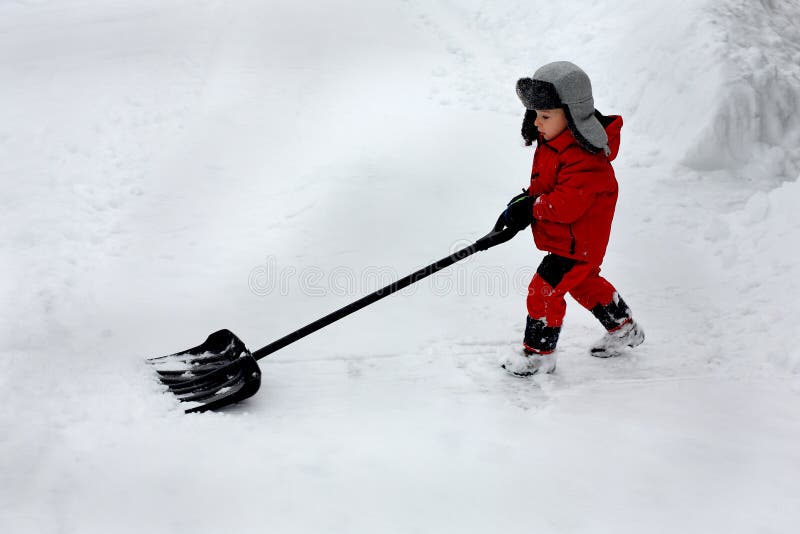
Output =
[
  {"x1": 253, "y1": 244, "x2": 477, "y2": 359},
  {"x1": 251, "y1": 220, "x2": 517, "y2": 360}
]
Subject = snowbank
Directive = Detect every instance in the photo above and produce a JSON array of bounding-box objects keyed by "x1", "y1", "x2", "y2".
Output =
[
  {"x1": 706, "y1": 175, "x2": 800, "y2": 371},
  {"x1": 684, "y1": 0, "x2": 800, "y2": 181}
]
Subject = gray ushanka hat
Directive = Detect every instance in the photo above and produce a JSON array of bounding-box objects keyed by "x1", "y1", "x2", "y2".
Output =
[{"x1": 516, "y1": 61, "x2": 608, "y2": 155}]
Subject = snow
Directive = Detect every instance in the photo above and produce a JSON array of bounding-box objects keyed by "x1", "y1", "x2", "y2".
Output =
[{"x1": 2, "y1": 1, "x2": 800, "y2": 533}]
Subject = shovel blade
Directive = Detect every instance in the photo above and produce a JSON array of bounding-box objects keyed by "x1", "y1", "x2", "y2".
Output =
[{"x1": 148, "y1": 329, "x2": 262, "y2": 413}]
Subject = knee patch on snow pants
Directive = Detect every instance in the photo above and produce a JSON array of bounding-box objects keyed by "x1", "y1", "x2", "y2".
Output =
[{"x1": 536, "y1": 254, "x2": 578, "y2": 288}]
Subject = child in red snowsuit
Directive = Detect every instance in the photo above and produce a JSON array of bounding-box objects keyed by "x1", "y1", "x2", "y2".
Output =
[{"x1": 500, "y1": 61, "x2": 644, "y2": 376}]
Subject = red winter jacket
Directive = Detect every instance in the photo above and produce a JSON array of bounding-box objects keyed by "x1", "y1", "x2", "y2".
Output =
[{"x1": 528, "y1": 114, "x2": 623, "y2": 265}]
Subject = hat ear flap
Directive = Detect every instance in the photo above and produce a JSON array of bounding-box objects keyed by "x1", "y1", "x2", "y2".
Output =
[
  {"x1": 521, "y1": 109, "x2": 537, "y2": 146},
  {"x1": 563, "y1": 106, "x2": 607, "y2": 154}
]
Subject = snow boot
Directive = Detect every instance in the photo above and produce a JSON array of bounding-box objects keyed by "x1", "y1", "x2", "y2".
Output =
[
  {"x1": 590, "y1": 319, "x2": 645, "y2": 358},
  {"x1": 500, "y1": 316, "x2": 560, "y2": 376},
  {"x1": 523, "y1": 315, "x2": 560, "y2": 354},
  {"x1": 500, "y1": 348, "x2": 557, "y2": 376}
]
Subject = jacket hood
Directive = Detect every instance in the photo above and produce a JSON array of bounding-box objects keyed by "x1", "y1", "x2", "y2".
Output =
[{"x1": 600, "y1": 113, "x2": 623, "y2": 161}]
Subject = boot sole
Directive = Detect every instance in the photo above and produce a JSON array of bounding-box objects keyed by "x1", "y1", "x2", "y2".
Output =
[
  {"x1": 590, "y1": 326, "x2": 645, "y2": 358},
  {"x1": 501, "y1": 363, "x2": 556, "y2": 376}
]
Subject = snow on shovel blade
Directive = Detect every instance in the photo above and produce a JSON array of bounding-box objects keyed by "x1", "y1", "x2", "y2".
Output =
[{"x1": 148, "y1": 329, "x2": 262, "y2": 413}]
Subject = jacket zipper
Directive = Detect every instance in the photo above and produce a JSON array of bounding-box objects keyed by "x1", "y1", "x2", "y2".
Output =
[{"x1": 568, "y1": 224, "x2": 576, "y2": 255}]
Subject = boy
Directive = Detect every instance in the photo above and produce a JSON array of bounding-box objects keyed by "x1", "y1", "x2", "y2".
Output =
[{"x1": 499, "y1": 61, "x2": 644, "y2": 376}]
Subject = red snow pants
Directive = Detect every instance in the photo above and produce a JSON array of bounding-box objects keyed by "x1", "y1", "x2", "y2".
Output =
[{"x1": 527, "y1": 255, "x2": 618, "y2": 328}]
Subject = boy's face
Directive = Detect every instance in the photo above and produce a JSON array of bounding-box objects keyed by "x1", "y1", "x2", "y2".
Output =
[{"x1": 534, "y1": 108, "x2": 568, "y2": 141}]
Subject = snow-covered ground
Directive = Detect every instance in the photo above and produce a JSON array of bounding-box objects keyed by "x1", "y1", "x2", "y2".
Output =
[{"x1": 2, "y1": 1, "x2": 800, "y2": 532}]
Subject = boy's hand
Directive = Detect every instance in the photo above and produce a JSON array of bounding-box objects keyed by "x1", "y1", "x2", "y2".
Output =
[{"x1": 503, "y1": 189, "x2": 535, "y2": 229}]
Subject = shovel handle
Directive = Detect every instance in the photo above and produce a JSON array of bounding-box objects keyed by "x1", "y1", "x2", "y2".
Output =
[
  {"x1": 251, "y1": 217, "x2": 523, "y2": 360},
  {"x1": 477, "y1": 214, "x2": 522, "y2": 250}
]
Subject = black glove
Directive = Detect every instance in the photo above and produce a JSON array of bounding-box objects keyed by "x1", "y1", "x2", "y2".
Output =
[
  {"x1": 503, "y1": 189, "x2": 534, "y2": 229},
  {"x1": 521, "y1": 109, "x2": 537, "y2": 146}
]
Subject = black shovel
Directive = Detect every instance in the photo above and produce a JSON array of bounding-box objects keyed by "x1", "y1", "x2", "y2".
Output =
[{"x1": 148, "y1": 216, "x2": 522, "y2": 413}]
